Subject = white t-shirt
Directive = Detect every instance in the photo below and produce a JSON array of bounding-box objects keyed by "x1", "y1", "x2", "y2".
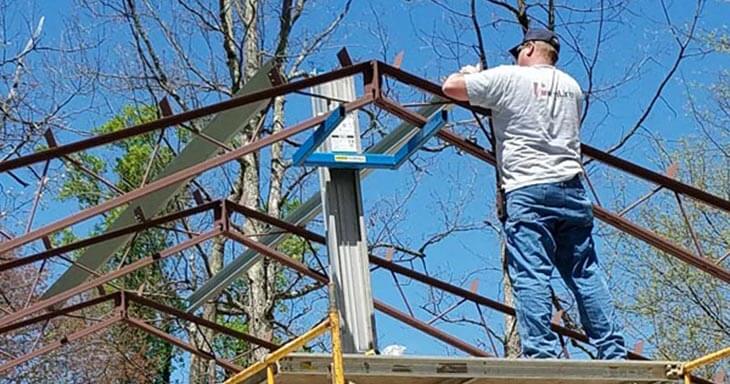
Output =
[{"x1": 465, "y1": 64, "x2": 584, "y2": 192}]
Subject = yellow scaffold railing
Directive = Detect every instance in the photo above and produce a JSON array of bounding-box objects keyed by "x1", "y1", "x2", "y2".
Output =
[
  {"x1": 224, "y1": 281, "x2": 345, "y2": 384},
  {"x1": 681, "y1": 346, "x2": 730, "y2": 384}
]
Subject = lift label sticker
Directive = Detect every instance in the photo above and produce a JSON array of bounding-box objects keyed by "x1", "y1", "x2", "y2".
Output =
[{"x1": 334, "y1": 154, "x2": 366, "y2": 163}]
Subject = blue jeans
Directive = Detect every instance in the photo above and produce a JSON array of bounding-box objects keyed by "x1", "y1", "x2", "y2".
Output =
[{"x1": 503, "y1": 175, "x2": 627, "y2": 359}]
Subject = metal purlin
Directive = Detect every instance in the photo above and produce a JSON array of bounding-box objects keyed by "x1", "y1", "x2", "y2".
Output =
[{"x1": 0, "y1": 53, "x2": 727, "y2": 383}]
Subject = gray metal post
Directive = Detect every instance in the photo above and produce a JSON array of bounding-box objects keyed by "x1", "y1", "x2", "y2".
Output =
[
  {"x1": 312, "y1": 77, "x2": 377, "y2": 353},
  {"x1": 186, "y1": 98, "x2": 444, "y2": 311}
]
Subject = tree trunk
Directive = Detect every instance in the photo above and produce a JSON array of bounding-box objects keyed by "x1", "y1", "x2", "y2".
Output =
[
  {"x1": 237, "y1": 0, "x2": 279, "y2": 363},
  {"x1": 189, "y1": 0, "x2": 258, "y2": 381},
  {"x1": 189, "y1": 233, "x2": 224, "y2": 383},
  {"x1": 501, "y1": 242, "x2": 521, "y2": 357}
]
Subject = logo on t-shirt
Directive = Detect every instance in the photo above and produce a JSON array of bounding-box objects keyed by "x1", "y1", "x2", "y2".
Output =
[{"x1": 533, "y1": 82, "x2": 577, "y2": 98}]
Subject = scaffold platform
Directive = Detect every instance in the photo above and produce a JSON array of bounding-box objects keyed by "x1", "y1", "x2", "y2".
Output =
[{"x1": 252, "y1": 353, "x2": 681, "y2": 384}]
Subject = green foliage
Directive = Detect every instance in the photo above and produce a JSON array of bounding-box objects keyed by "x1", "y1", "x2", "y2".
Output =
[
  {"x1": 276, "y1": 199, "x2": 311, "y2": 263},
  {"x1": 57, "y1": 103, "x2": 184, "y2": 382},
  {"x1": 612, "y1": 141, "x2": 728, "y2": 377},
  {"x1": 215, "y1": 315, "x2": 250, "y2": 362},
  {"x1": 58, "y1": 152, "x2": 107, "y2": 206}
]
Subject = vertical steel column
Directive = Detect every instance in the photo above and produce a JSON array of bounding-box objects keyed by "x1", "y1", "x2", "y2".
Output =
[{"x1": 312, "y1": 76, "x2": 377, "y2": 353}]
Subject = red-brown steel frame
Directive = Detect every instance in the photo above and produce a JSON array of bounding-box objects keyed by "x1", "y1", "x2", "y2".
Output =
[{"x1": 0, "y1": 55, "x2": 725, "y2": 384}]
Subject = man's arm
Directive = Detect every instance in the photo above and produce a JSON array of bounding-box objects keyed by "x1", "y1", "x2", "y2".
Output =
[
  {"x1": 442, "y1": 73, "x2": 469, "y2": 101},
  {"x1": 442, "y1": 64, "x2": 482, "y2": 102}
]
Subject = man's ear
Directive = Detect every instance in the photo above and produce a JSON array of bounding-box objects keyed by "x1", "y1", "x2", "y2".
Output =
[{"x1": 525, "y1": 42, "x2": 536, "y2": 57}]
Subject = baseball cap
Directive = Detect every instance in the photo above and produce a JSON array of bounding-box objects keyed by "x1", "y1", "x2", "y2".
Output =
[{"x1": 509, "y1": 28, "x2": 560, "y2": 59}]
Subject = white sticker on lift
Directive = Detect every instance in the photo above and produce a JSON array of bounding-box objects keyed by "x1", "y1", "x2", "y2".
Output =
[
  {"x1": 329, "y1": 114, "x2": 359, "y2": 152},
  {"x1": 334, "y1": 154, "x2": 366, "y2": 163}
]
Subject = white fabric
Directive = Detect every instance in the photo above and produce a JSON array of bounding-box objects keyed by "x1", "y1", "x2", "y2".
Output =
[{"x1": 464, "y1": 64, "x2": 584, "y2": 192}]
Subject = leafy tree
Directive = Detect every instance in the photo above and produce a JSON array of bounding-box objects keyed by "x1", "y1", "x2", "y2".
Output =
[
  {"x1": 58, "y1": 104, "x2": 183, "y2": 382},
  {"x1": 608, "y1": 33, "x2": 729, "y2": 378}
]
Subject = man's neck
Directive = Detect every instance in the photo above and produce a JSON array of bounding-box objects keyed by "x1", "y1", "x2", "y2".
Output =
[{"x1": 520, "y1": 60, "x2": 554, "y2": 67}]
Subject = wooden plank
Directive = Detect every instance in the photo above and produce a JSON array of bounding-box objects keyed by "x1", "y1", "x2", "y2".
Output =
[{"x1": 249, "y1": 353, "x2": 681, "y2": 384}]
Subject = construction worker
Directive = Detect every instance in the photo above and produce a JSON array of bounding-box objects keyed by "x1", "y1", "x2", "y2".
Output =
[{"x1": 441, "y1": 29, "x2": 627, "y2": 359}]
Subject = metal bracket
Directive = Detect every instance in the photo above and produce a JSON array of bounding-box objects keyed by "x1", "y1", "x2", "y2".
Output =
[
  {"x1": 337, "y1": 47, "x2": 353, "y2": 67},
  {"x1": 293, "y1": 109, "x2": 448, "y2": 170},
  {"x1": 292, "y1": 105, "x2": 348, "y2": 165},
  {"x1": 665, "y1": 363, "x2": 682, "y2": 379},
  {"x1": 133, "y1": 206, "x2": 146, "y2": 223}
]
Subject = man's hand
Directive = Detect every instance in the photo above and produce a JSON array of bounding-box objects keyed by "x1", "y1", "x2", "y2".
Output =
[
  {"x1": 458, "y1": 63, "x2": 482, "y2": 75},
  {"x1": 442, "y1": 63, "x2": 482, "y2": 102}
]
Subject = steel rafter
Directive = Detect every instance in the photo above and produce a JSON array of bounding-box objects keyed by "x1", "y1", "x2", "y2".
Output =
[
  {"x1": 0, "y1": 311, "x2": 124, "y2": 374},
  {"x1": 0, "y1": 201, "x2": 220, "y2": 273},
  {"x1": 0, "y1": 291, "x2": 267, "y2": 376},
  {"x1": 124, "y1": 316, "x2": 243, "y2": 373},
  {"x1": 0, "y1": 62, "x2": 370, "y2": 173},
  {"x1": 0, "y1": 54, "x2": 725, "y2": 384},
  {"x1": 219, "y1": 200, "x2": 714, "y2": 383},
  {"x1": 0, "y1": 229, "x2": 222, "y2": 328},
  {"x1": 0, "y1": 97, "x2": 373, "y2": 256},
  {"x1": 221, "y1": 227, "x2": 491, "y2": 357}
]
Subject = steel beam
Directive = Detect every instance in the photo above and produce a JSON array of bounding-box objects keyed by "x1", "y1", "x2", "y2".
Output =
[
  {"x1": 582, "y1": 145, "x2": 730, "y2": 213},
  {"x1": 0, "y1": 298, "x2": 248, "y2": 377},
  {"x1": 0, "y1": 229, "x2": 221, "y2": 328},
  {"x1": 124, "y1": 316, "x2": 242, "y2": 373},
  {"x1": 125, "y1": 292, "x2": 279, "y2": 351},
  {"x1": 0, "y1": 201, "x2": 218, "y2": 273},
  {"x1": 0, "y1": 289, "x2": 277, "y2": 358},
  {"x1": 0, "y1": 312, "x2": 123, "y2": 374},
  {"x1": 0, "y1": 292, "x2": 119, "y2": 335},
  {"x1": 0, "y1": 61, "x2": 372, "y2": 173},
  {"x1": 0, "y1": 97, "x2": 372, "y2": 257},
  {"x1": 593, "y1": 206, "x2": 730, "y2": 282},
  {"x1": 375, "y1": 300, "x2": 491, "y2": 357},
  {"x1": 223, "y1": 229, "x2": 328, "y2": 283},
  {"x1": 224, "y1": 201, "x2": 326, "y2": 244}
]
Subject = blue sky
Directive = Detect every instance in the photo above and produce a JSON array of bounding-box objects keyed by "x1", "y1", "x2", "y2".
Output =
[{"x1": 1, "y1": 0, "x2": 728, "y2": 380}]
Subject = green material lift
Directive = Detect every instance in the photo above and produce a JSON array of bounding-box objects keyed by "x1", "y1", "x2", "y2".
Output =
[{"x1": 43, "y1": 60, "x2": 277, "y2": 299}]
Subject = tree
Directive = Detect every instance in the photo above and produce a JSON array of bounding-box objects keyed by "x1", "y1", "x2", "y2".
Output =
[
  {"x1": 393, "y1": 0, "x2": 725, "y2": 361},
  {"x1": 3, "y1": 1, "x2": 728, "y2": 381},
  {"x1": 0, "y1": 0, "x2": 90, "y2": 242},
  {"x1": 608, "y1": 31, "x2": 729, "y2": 378},
  {"x1": 57, "y1": 104, "x2": 182, "y2": 382},
  {"x1": 59, "y1": 1, "x2": 352, "y2": 382}
]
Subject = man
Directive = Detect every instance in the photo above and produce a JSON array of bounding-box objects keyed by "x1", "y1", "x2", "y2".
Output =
[{"x1": 441, "y1": 29, "x2": 627, "y2": 359}]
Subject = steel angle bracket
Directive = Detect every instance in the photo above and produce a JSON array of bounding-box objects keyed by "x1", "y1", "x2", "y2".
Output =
[
  {"x1": 304, "y1": 153, "x2": 395, "y2": 169},
  {"x1": 292, "y1": 104, "x2": 347, "y2": 165},
  {"x1": 293, "y1": 108, "x2": 448, "y2": 170}
]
